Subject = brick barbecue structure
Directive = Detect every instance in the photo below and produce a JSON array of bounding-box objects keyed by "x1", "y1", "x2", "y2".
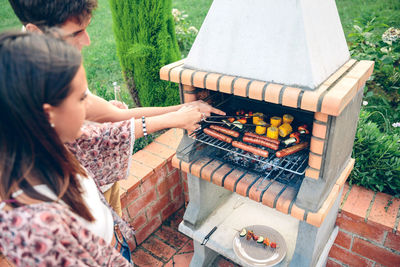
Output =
[{"x1": 158, "y1": 1, "x2": 374, "y2": 266}]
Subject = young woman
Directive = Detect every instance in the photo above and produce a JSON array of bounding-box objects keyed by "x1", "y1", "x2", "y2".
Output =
[{"x1": 0, "y1": 32, "x2": 135, "y2": 265}]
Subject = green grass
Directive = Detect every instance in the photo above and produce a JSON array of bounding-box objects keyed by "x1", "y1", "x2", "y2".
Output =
[
  {"x1": 0, "y1": 0, "x2": 20, "y2": 31},
  {"x1": 1, "y1": 0, "x2": 399, "y2": 109}
]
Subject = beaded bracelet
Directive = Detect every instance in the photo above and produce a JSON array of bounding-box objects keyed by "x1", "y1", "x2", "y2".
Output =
[{"x1": 142, "y1": 116, "x2": 148, "y2": 139}]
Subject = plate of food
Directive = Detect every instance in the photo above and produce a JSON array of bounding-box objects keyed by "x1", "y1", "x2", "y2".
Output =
[{"x1": 233, "y1": 225, "x2": 287, "y2": 266}]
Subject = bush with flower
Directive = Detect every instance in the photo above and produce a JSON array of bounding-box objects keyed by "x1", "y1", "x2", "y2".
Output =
[
  {"x1": 348, "y1": 19, "x2": 400, "y2": 197},
  {"x1": 172, "y1": 8, "x2": 199, "y2": 58}
]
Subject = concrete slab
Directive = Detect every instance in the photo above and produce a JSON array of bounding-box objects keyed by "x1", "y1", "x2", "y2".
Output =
[{"x1": 180, "y1": 194, "x2": 300, "y2": 266}]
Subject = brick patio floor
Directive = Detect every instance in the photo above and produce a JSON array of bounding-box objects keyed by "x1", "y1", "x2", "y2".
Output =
[{"x1": 131, "y1": 207, "x2": 241, "y2": 267}]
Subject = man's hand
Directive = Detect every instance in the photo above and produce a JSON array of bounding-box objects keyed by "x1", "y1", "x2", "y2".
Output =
[{"x1": 185, "y1": 100, "x2": 225, "y2": 117}]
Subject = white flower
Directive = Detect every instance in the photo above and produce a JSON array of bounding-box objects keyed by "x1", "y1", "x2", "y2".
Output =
[
  {"x1": 362, "y1": 101, "x2": 368, "y2": 106},
  {"x1": 382, "y1": 27, "x2": 400, "y2": 43},
  {"x1": 188, "y1": 26, "x2": 198, "y2": 34},
  {"x1": 113, "y1": 81, "x2": 117, "y2": 86},
  {"x1": 392, "y1": 122, "x2": 400, "y2": 128}
]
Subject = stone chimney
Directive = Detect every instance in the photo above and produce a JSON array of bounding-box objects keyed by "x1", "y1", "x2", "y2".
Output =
[{"x1": 184, "y1": 0, "x2": 350, "y2": 90}]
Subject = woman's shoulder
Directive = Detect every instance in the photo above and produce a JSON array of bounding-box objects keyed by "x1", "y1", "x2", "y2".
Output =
[{"x1": 0, "y1": 202, "x2": 131, "y2": 266}]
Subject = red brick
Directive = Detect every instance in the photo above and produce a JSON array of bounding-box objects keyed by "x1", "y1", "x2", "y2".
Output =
[
  {"x1": 385, "y1": 231, "x2": 400, "y2": 252},
  {"x1": 211, "y1": 164, "x2": 236, "y2": 186},
  {"x1": 154, "y1": 128, "x2": 184, "y2": 150},
  {"x1": 171, "y1": 193, "x2": 185, "y2": 214},
  {"x1": 132, "y1": 248, "x2": 163, "y2": 267},
  {"x1": 127, "y1": 238, "x2": 137, "y2": 252},
  {"x1": 135, "y1": 216, "x2": 162, "y2": 245},
  {"x1": 368, "y1": 192, "x2": 400, "y2": 231},
  {"x1": 337, "y1": 211, "x2": 386, "y2": 243},
  {"x1": 166, "y1": 160, "x2": 176, "y2": 175},
  {"x1": 342, "y1": 185, "x2": 374, "y2": 219},
  {"x1": 353, "y1": 237, "x2": 400, "y2": 266},
  {"x1": 261, "y1": 182, "x2": 285, "y2": 208},
  {"x1": 122, "y1": 209, "x2": 130, "y2": 222},
  {"x1": 223, "y1": 169, "x2": 245, "y2": 192},
  {"x1": 334, "y1": 230, "x2": 352, "y2": 249},
  {"x1": 154, "y1": 165, "x2": 168, "y2": 182},
  {"x1": 161, "y1": 202, "x2": 177, "y2": 222},
  {"x1": 121, "y1": 186, "x2": 141, "y2": 209},
  {"x1": 141, "y1": 236, "x2": 176, "y2": 262},
  {"x1": 127, "y1": 190, "x2": 157, "y2": 218},
  {"x1": 172, "y1": 183, "x2": 183, "y2": 201},
  {"x1": 248, "y1": 177, "x2": 272, "y2": 203},
  {"x1": 235, "y1": 173, "x2": 259, "y2": 197},
  {"x1": 130, "y1": 210, "x2": 147, "y2": 230},
  {"x1": 165, "y1": 207, "x2": 184, "y2": 229},
  {"x1": 143, "y1": 141, "x2": 176, "y2": 160},
  {"x1": 140, "y1": 173, "x2": 159, "y2": 194},
  {"x1": 179, "y1": 240, "x2": 194, "y2": 253},
  {"x1": 128, "y1": 160, "x2": 154, "y2": 181},
  {"x1": 147, "y1": 193, "x2": 171, "y2": 220},
  {"x1": 328, "y1": 244, "x2": 373, "y2": 267},
  {"x1": 155, "y1": 225, "x2": 189, "y2": 249},
  {"x1": 326, "y1": 259, "x2": 343, "y2": 267},
  {"x1": 119, "y1": 175, "x2": 140, "y2": 193},
  {"x1": 165, "y1": 252, "x2": 193, "y2": 267},
  {"x1": 157, "y1": 169, "x2": 180, "y2": 197},
  {"x1": 133, "y1": 150, "x2": 167, "y2": 172}
]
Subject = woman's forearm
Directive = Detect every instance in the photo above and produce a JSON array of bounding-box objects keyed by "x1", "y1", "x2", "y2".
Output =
[{"x1": 85, "y1": 93, "x2": 184, "y2": 123}]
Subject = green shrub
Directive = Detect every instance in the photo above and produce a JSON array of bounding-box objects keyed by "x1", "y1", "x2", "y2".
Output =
[
  {"x1": 348, "y1": 19, "x2": 400, "y2": 105},
  {"x1": 108, "y1": 0, "x2": 181, "y2": 107},
  {"x1": 350, "y1": 110, "x2": 400, "y2": 197},
  {"x1": 172, "y1": 8, "x2": 198, "y2": 58}
]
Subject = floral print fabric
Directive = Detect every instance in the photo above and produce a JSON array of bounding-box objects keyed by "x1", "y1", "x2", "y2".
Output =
[
  {"x1": 66, "y1": 101, "x2": 134, "y2": 188},
  {"x1": 0, "y1": 202, "x2": 131, "y2": 266}
]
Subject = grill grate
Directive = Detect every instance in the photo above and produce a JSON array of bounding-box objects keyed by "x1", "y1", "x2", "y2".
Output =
[{"x1": 189, "y1": 122, "x2": 309, "y2": 176}]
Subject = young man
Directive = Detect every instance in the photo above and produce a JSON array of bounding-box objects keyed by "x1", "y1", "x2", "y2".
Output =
[{"x1": 8, "y1": 0, "x2": 224, "y2": 215}]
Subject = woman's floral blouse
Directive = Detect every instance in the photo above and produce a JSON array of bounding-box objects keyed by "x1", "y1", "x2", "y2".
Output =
[
  {"x1": 66, "y1": 101, "x2": 135, "y2": 188},
  {"x1": 0, "y1": 202, "x2": 131, "y2": 266}
]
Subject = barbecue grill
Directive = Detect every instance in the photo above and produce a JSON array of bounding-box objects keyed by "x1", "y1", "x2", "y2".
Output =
[{"x1": 159, "y1": 1, "x2": 374, "y2": 266}]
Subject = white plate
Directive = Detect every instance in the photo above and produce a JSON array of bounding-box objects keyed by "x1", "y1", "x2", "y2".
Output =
[{"x1": 233, "y1": 225, "x2": 287, "y2": 266}]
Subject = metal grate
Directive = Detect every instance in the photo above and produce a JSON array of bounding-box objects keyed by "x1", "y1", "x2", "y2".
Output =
[{"x1": 189, "y1": 122, "x2": 309, "y2": 176}]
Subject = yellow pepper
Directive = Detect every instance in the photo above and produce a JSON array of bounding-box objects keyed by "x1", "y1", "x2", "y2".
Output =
[
  {"x1": 278, "y1": 123, "x2": 293, "y2": 137},
  {"x1": 267, "y1": 126, "x2": 279, "y2": 140},
  {"x1": 270, "y1": 116, "x2": 282, "y2": 127},
  {"x1": 253, "y1": 112, "x2": 264, "y2": 125},
  {"x1": 283, "y1": 114, "x2": 294, "y2": 124},
  {"x1": 255, "y1": 121, "x2": 267, "y2": 135}
]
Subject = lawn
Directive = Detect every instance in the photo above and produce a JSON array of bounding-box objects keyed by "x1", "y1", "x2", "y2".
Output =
[{"x1": 1, "y1": 0, "x2": 399, "y2": 107}]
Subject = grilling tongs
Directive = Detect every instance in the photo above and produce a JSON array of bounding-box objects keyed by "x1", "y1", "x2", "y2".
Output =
[{"x1": 201, "y1": 114, "x2": 260, "y2": 126}]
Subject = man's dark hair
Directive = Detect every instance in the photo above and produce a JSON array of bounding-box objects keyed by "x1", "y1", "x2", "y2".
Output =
[{"x1": 8, "y1": 0, "x2": 98, "y2": 27}]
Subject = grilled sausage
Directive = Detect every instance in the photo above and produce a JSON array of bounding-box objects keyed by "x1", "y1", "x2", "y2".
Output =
[
  {"x1": 244, "y1": 132, "x2": 280, "y2": 145},
  {"x1": 242, "y1": 136, "x2": 279, "y2": 150},
  {"x1": 276, "y1": 142, "x2": 309, "y2": 158},
  {"x1": 203, "y1": 128, "x2": 232, "y2": 143},
  {"x1": 232, "y1": 141, "x2": 269, "y2": 158},
  {"x1": 209, "y1": 125, "x2": 240, "y2": 138}
]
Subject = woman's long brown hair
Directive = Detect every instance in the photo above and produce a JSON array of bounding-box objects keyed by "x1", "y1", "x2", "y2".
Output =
[{"x1": 0, "y1": 32, "x2": 94, "y2": 222}]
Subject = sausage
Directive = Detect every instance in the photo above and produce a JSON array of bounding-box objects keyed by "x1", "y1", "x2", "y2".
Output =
[
  {"x1": 209, "y1": 125, "x2": 240, "y2": 138},
  {"x1": 232, "y1": 141, "x2": 269, "y2": 158},
  {"x1": 276, "y1": 142, "x2": 309, "y2": 158},
  {"x1": 242, "y1": 136, "x2": 279, "y2": 150},
  {"x1": 244, "y1": 132, "x2": 280, "y2": 145},
  {"x1": 203, "y1": 128, "x2": 232, "y2": 143}
]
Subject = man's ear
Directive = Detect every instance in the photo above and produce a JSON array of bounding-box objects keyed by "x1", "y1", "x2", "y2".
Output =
[{"x1": 25, "y1": 23, "x2": 42, "y2": 33}]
